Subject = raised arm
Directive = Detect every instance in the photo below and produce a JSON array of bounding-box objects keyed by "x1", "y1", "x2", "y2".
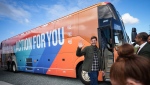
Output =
[{"x1": 76, "y1": 40, "x2": 86, "y2": 57}]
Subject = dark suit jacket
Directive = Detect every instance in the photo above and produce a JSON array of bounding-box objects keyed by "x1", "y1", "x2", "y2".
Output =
[{"x1": 137, "y1": 43, "x2": 150, "y2": 58}]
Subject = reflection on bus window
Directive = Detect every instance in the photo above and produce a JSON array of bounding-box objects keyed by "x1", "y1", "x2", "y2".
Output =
[
  {"x1": 114, "y1": 30, "x2": 123, "y2": 46},
  {"x1": 114, "y1": 36, "x2": 119, "y2": 44},
  {"x1": 117, "y1": 11, "x2": 130, "y2": 43}
]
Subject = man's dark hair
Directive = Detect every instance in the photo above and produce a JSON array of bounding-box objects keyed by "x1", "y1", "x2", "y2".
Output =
[
  {"x1": 91, "y1": 36, "x2": 97, "y2": 41},
  {"x1": 138, "y1": 32, "x2": 148, "y2": 41}
]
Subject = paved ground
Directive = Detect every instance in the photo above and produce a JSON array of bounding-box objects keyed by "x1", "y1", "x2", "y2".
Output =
[
  {"x1": 0, "y1": 81, "x2": 13, "y2": 85},
  {"x1": 0, "y1": 67, "x2": 111, "y2": 85}
]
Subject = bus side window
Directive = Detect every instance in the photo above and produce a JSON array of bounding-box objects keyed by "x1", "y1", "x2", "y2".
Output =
[
  {"x1": 114, "y1": 30, "x2": 123, "y2": 46},
  {"x1": 114, "y1": 36, "x2": 119, "y2": 44}
]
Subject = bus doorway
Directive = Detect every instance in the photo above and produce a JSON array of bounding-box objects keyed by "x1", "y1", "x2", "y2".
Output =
[
  {"x1": 98, "y1": 28, "x2": 113, "y2": 81},
  {"x1": 98, "y1": 17, "x2": 124, "y2": 81}
]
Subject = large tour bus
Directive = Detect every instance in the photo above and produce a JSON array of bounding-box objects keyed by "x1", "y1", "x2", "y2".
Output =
[{"x1": 0, "y1": 2, "x2": 130, "y2": 84}]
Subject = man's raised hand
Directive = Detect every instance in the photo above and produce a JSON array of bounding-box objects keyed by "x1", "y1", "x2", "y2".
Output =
[{"x1": 78, "y1": 40, "x2": 84, "y2": 48}]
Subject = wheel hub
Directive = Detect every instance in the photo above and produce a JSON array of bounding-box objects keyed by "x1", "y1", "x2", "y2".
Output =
[
  {"x1": 13, "y1": 65, "x2": 16, "y2": 71},
  {"x1": 81, "y1": 71, "x2": 90, "y2": 82}
]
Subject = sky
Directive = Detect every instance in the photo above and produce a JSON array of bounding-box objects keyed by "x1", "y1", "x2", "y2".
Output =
[{"x1": 0, "y1": 0, "x2": 150, "y2": 43}]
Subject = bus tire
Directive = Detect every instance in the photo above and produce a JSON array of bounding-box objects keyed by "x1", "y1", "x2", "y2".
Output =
[
  {"x1": 12, "y1": 63, "x2": 17, "y2": 73},
  {"x1": 78, "y1": 65, "x2": 90, "y2": 85}
]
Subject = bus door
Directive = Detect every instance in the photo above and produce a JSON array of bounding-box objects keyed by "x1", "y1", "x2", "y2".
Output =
[
  {"x1": 98, "y1": 17, "x2": 123, "y2": 81},
  {"x1": 98, "y1": 18, "x2": 114, "y2": 81}
]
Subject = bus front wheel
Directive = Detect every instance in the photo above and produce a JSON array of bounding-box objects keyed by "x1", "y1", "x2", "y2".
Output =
[
  {"x1": 78, "y1": 65, "x2": 90, "y2": 85},
  {"x1": 12, "y1": 63, "x2": 17, "y2": 73}
]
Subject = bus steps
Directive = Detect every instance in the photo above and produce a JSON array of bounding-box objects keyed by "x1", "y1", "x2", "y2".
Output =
[{"x1": 104, "y1": 54, "x2": 113, "y2": 80}]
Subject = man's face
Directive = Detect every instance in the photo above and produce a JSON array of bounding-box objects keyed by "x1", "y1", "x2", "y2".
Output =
[
  {"x1": 91, "y1": 38, "x2": 97, "y2": 46},
  {"x1": 148, "y1": 36, "x2": 150, "y2": 43},
  {"x1": 135, "y1": 35, "x2": 142, "y2": 45}
]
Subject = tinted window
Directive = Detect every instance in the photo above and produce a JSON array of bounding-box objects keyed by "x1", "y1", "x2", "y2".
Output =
[{"x1": 114, "y1": 30, "x2": 123, "y2": 46}]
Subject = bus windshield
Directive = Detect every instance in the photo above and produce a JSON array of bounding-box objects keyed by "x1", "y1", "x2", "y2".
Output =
[{"x1": 117, "y1": 11, "x2": 130, "y2": 43}]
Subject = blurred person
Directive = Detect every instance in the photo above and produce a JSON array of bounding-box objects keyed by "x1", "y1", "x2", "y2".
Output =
[
  {"x1": 135, "y1": 32, "x2": 150, "y2": 58},
  {"x1": 147, "y1": 35, "x2": 150, "y2": 43},
  {"x1": 110, "y1": 43, "x2": 150, "y2": 85},
  {"x1": 132, "y1": 42, "x2": 136, "y2": 46},
  {"x1": 7, "y1": 53, "x2": 12, "y2": 71}
]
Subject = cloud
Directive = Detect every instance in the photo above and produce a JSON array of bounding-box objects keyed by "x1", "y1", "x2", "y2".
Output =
[
  {"x1": 122, "y1": 13, "x2": 139, "y2": 24},
  {"x1": 38, "y1": 0, "x2": 99, "y2": 21},
  {"x1": 0, "y1": 0, "x2": 121, "y2": 24},
  {"x1": 38, "y1": 0, "x2": 121, "y2": 22},
  {"x1": 0, "y1": 1, "x2": 30, "y2": 23},
  {"x1": 25, "y1": 18, "x2": 30, "y2": 23},
  {"x1": 39, "y1": 4, "x2": 80, "y2": 21}
]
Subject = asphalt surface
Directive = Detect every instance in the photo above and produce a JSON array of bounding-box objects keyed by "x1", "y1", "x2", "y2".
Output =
[{"x1": 0, "y1": 68, "x2": 111, "y2": 85}]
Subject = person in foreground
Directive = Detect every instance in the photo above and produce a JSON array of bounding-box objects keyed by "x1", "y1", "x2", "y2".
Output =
[
  {"x1": 147, "y1": 35, "x2": 150, "y2": 43},
  {"x1": 110, "y1": 43, "x2": 150, "y2": 85},
  {"x1": 135, "y1": 32, "x2": 150, "y2": 58},
  {"x1": 76, "y1": 36, "x2": 102, "y2": 85}
]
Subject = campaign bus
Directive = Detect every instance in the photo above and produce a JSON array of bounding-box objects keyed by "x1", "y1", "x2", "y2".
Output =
[{"x1": 0, "y1": 2, "x2": 130, "y2": 84}]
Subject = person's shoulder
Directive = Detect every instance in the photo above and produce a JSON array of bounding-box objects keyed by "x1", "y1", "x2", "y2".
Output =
[
  {"x1": 83, "y1": 45, "x2": 93, "y2": 50},
  {"x1": 146, "y1": 43, "x2": 150, "y2": 46},
  {"x1": 84, "y1": 46, "x2": 90, "y2": 49},
  {"x1": 143, "y1": 43, "x2": 150, "y2": 50}
]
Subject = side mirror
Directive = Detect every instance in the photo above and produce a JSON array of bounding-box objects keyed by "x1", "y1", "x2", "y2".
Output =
[{"x1": 131, "y1": 27, "x2": 137, "y2": 42}]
